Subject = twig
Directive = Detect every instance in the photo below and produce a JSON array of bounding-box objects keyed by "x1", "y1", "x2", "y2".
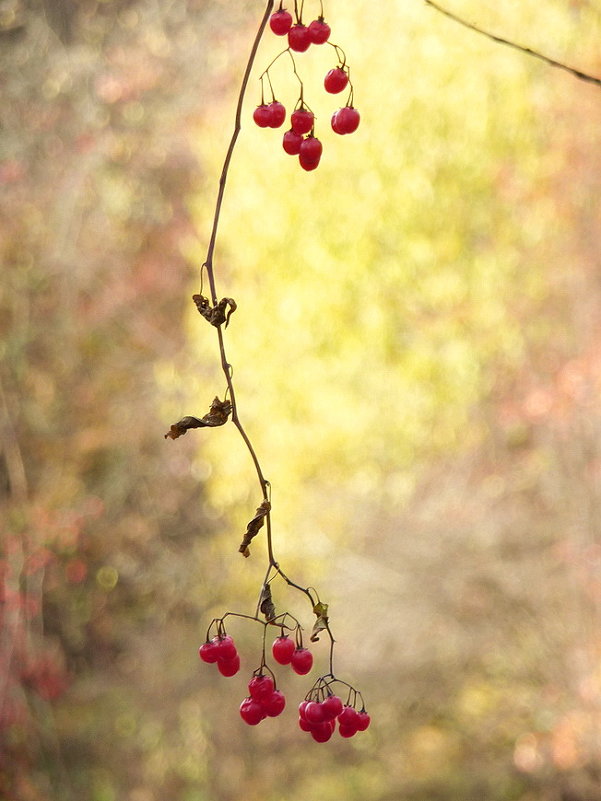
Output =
[
  {"x1": 423, "y1": 0, "x2": 601, "y2": 88},
  {"x1": 202, "y1": 1, "x2": 274, "y2": 513},
  {"x1": 198, "y1": 0, "x2": 347, "y2": 682}
]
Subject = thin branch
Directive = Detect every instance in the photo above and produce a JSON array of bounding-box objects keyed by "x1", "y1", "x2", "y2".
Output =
[
  {"x1": 424, "y1": 0, "x2": 601, "y2": 88},
  {"x1": 201, "y1": 1, "x2": 275, "y2": 531},
  {"x1": 202, "y1": 0, "x2": 275, "y2": 305},
  {"x1": 197, "y1": 0, "x2": 348, "y2": 685}
]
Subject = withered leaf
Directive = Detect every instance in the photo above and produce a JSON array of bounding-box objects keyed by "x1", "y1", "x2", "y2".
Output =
[
  {"x1": 164, "y1": 396, "x2": 232, "y2": 439},
  {"x1": 259, "y1": 583, "x2": 276, "y2": 622},
  {"x1": 192, "y1": 294, "x2": 237, "y2": 328},
  {"x1": 310, "y1": 601, "x2": 329, "y2": 642},
  {"x1": 239, "y1": 500, "x2": 271, "y2": 558}
]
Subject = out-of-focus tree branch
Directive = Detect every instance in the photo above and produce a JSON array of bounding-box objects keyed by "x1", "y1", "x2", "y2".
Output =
[{"x1": 424, "y1": 0, "x2": 601, "y2": 87}]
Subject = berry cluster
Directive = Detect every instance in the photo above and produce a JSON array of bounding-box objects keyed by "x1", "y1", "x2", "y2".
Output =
[
  {"x1": 253, "y1": 2, "x2": 360, "y2": 171},
  {"x1": 198, "y1": 632, "x2": 241, "y2": 677},
  {"x1": 272, "y1": 634, "x2": 313, "y2": 674},
  {"x1": 240, "y1": 673, "x2": 286, "y2": 725},
  {"x1": 269, "y1": 7, "x2": 331, "y2": 49},
  {"x1": 299, "y1": 679, "x2": 370, "y2": 742},
  {"x1": 198, "y1": 617, "x2": 369, "y2": 742}
]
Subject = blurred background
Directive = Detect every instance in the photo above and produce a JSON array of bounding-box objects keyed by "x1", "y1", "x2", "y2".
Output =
[{"x1": 2, "y1": 0, "x2": 601, "y2": 799}]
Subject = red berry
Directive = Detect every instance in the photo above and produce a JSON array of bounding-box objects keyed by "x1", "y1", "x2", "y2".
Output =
[
  {"x1": 336, "y1": 106, "x2": 360, "y2": 134},
  {"x1": 215, "y1": 635, "x2": 237, "y2": 661},
  {"x1": 324, "y1": 67, "x2": 349, "y2": 94},
  {"x1": 267, "y1": 101, "x2": 286, "y2": 128},
  {"x1": 337, "y1": 705, "x2": 359, "y2": 728},
  {"x1": 240, "y1": 697, "x2": 266, "y2": 725},
  {"x1": 272, "y1": 635, "x2": 296, "y2": 663},
  {"x1": 304, "y1": 701, "x2": 325, "y2": 724},
  {"x1": 288, "y1": 24, "x2": 311, "y2": 52},
  {"x1": 299, "y1": 716, "x2": 313, "y2": 732},
  {"x1": 198, "y1": 641, "x2": 219, "y2": 663},
  {"x1": 282, "y1": 129, "x2": 303, "y2": 155},
  {"x1": 290, "y1": 646, "x2": 314, "y2": 673},
  {"x1": 299, "y1": 157, "x2": 320, "y2": 173},
  {"x1": 290, "y1": 108, "x2": 314, "y2": 135},
  {"x1": 331, "y1": 110, "x2": 343, "y2": 134},
  {"x1": 311, "y1": 722, "x2": 334, "y2": 742},
  {"x1": 248, "y1": 674, "x2": 275, "y2": 702},
  {"x1": 356, "y1": 711, "x2": 371, "y2": 731},
  {"x1": 253, "y1": 105, "x2": 272, "y2": 128},
  {"x1": 308, "y1": 18, "x2": 330, "y2": 44},
  {"x1": 298, "y1": 137, "x2": 322, "y2": 172},
  {"x1": 298, "y1": 700, "x2": 309, "y2": 719},
  {"x1": 321, "y1": 694, "x2": 343, "y2": 720},
  {"x1": 338, "y1": 723, "x2": 358, "y2": 738},
  {"x1": 217, "y1": 653, "x2": 240, "y2": 677},
  {"x1": 262, "y1": 690, "x2": 286, "y2": 717},
  {"x1": 269, "y1": 9, "x2": 293, "y2": 35}
]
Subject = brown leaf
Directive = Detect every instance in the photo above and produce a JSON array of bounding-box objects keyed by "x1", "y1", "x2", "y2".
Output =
[
  {"x1": 201, "y1": 396, "x2": 232, "y2": 427},
  {"x1": 238, "y1": 500, "x2": 271, "y2": 557},
  {"x1": 259, "y1": 584, "x2": 276, "y2": 622},
  {"x1": 164, "y1": 397, "x2": 232, "y2": 439},
  {"x1": 310, "y1": 601, "x2": 329, "y2": 642},
  {"x1": 192, "y1": 294, "x2": 237, "y2": 328},
  {"x1": 163, "y1": 416, "x2": 205, "y2": 440}
]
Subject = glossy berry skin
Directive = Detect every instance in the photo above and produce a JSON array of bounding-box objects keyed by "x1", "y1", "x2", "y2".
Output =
[
  {"x1": 269, "y1": 9, "x2": 293, "y2": 35},
  {"x1": 308, "y1": 18, "x2": 330, "y2": 44},
  {"x1": 324, "y1": 67, "x2": 349, "y2": 94},
  {"x1": 337, "y1": 106, "x2": 360, "y2": 134},
  {"x1": 338, "y1": 723, "x2": 358, "y2": 738},
  {"x1": 217, "y1": 653, "x2": 240, "y2": 677},
  {"x1": 240, "y1": 697, "x2": 266, "y2": 726},
  {"x1": 248, "y1": 675, "x2": 275, "y2": 702},
  {"x1": 266, "y1": 101, "x2": 286, "y2": 128},
  {"x1": 290, "y1": 645, "x2": 314, "y2": 673},
  {"x1": 253, "y1": 105, "x2": 272, "y2": 128},
  {"x1": 288, "y1": 24, "x2": 311, "y2": 52},
  {"x1": 322, "y1": 694, "x2": 343, "y2": 720},
  {"x1": 356, "y1": 711, "x2": 371, "y2": 731},
  {"x1": 290, "y1": 108, "x2": 314, "y2": 135},
  {"x1": 263, "y1": 690, "x2": 286, "y2": 717},
  {"x1": 299, "y1": 716, "x2": 313, "y2": 732},
  {"x1": 215, "y1": 635, "x2": 237, "y2": 661},
  {"x1": 331, "y1": 111, "x2": 344, "y2": 135},
  {"x1": 298, "y1": 138, "x2": 322, "y2": 172},
  {"x1": 272, "y1": 635, "x2": 296, "y2": 663},
  {"x1": 198, "y1": 641, "x2": 219, "y2": 663},
  {"x1": 282, "y1": 129, "x2": 303, "y2": 155},
  {"x1": 337, "y1": 705, "x2": 360, "y2": 728},
  {"x1": 304, "y1": 701, "x2": 325, "y2": 724},
  {"x1": 311, "y1": 722, "x2": 334, "y2": 742}
]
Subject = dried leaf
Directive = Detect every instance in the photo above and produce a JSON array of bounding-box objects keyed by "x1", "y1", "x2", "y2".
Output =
[
  {"x1": 239, "y1": 500, "x2": 271, "y2": 557},
  {"x1": 201, "y1": 396, "x2": 232, "y2": 427},
  {"x1": 310, "y1": 601, "x2": 329, "y2": 642},
  {"x1": 163, "y1": 416, "x2": 205, "y2": 440},
  {"x1": 192, "y1": 294, "x2": 237, "y2": 328},
  {"x1": 164, "y1": 397, "x2": 232, "y2": 439},
  {"x1": 259, "y1": 584, "x2": 276, "y2": 622}
]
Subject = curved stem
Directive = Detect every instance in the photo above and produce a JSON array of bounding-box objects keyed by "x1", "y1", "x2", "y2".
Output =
[
  {"x1": 202, "y1": 0, "x2": 275, "y2": 304},
  {"x1": 260, "y1": 47, "x2": 293, "y2": 79},
  {"x1": 199, "y1": 0, "x2": 344, "y2": 677}
]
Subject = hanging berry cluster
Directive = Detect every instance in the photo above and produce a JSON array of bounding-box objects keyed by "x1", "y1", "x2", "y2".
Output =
[
  {"x1": 197, "y1": 615, "x2": 370, "y2": 742},
  {"x1": 253, "y1": 0, "x2": 360, "y2": 171},
  {"x1": 166, "y1": 0, "x2": 369, "y2": 744}
]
